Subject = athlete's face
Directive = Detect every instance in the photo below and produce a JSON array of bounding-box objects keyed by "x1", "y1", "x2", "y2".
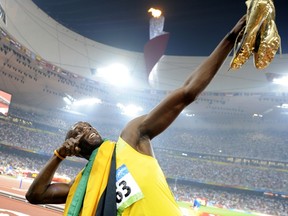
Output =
[{"x1": 69, "y1": 122, "x2": 103, "y2": 157}]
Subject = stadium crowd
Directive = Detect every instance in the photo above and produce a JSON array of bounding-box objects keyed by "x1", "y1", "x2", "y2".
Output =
[
  {"x1": 2, "y1": 106, "x2": 288, "y2": 161},
  {"x1": 0, "y1": 108, "x2": 287, "y2": 194}
]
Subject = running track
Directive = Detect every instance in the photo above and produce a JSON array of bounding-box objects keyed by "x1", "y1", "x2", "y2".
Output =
[{"x1": 0, "y1": 175, "x2": 63, "y2": 216}]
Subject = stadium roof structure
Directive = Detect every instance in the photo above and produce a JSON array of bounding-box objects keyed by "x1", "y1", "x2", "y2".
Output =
[
  {"x1": 31, "y1": 0, "x2": 288, "y2": 56},
  {"x1": 0, "y1": 0, "x2": 288, "y2": 122}
]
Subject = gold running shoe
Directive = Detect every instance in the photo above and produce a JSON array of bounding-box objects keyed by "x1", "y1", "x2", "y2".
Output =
[
  {"x1": 230, "y1": 0, "x2": 271, "y2": 70},
  {"x1": 253, "y1": 1, "x2": 281, "y2": 69}
]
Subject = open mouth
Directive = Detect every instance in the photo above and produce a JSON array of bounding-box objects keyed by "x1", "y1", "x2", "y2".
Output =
[{"x1": 89, "y1": 133, "x2": 96, "y2": 139}]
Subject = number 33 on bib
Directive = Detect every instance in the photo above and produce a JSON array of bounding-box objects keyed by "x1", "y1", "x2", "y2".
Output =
[{"x1": 116, "y1": 164, "x2": 144, "y2": 214}]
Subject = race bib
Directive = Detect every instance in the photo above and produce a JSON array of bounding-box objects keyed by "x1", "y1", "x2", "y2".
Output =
[{"x1": 116, "y1": 164, "x2": 144, "y2": 214}]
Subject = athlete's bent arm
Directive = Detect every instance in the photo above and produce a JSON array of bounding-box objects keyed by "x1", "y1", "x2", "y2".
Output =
[{"x1": 26, "y1": 136, "x2": 82, "y2": 204}]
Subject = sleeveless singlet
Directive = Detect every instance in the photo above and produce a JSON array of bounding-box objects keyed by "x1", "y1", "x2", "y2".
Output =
[{"x1": 116, "y1": 137, "x2": 182, "y2": 216}]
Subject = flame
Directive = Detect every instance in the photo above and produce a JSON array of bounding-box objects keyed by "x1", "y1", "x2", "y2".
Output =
[{"x1": 148, "y1": 8, "x2": 162, "y2": 18}]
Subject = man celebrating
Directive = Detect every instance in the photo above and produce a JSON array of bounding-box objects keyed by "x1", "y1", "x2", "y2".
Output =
[{"x1": 26, "y1": 15, "x2": 246, "y2": 216}]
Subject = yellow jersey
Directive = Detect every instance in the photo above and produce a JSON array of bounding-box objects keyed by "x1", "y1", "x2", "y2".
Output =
[{"x1": 116, "y1": 137, "x2": 182, "y2": 216}]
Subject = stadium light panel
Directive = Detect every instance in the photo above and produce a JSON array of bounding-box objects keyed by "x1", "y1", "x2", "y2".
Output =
[
  {"x1": 96, "y1": 64, "x2": 131, "y2": 87},
  {"x1": 73, "y1": 98, "x2": 102, "y2": 106},
  {"x1": 63, "y1": 96, "x2": 72, "y2": 105},
  {"x1": 117, "y1": 103, "x2": 143, "y2": 117},
  {"x1": 277, "y1": 104, "x2": 288, "y2": 109},
  {"x1": 273, "y1": 76, "x2": 288, "y2": 86}
]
